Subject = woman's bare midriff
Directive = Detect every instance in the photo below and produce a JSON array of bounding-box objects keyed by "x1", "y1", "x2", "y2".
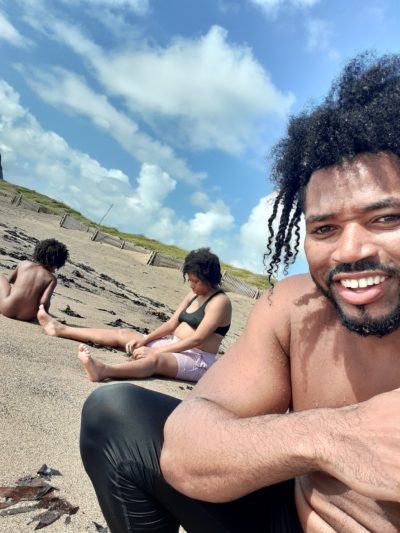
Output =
[
  {"x1": 173, "y1": 321, "x2": 223, "y2": 354},
  {"x1": 296, "y1": 473, "x2": 400, "y2": 533}
]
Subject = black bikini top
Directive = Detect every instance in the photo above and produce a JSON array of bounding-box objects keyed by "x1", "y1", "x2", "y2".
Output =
[{"x1": 178, "y1": 289, "x2": 230, "y2": 336}]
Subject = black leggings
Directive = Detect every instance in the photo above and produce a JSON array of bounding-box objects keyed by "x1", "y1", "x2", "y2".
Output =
[{"x1": 80, "y1": 384, "x2": 302, "y2": 533}]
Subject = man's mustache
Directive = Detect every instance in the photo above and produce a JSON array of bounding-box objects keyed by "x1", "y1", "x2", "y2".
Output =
[{"x1": 327, "y1": 260, "x2": 396, "y2": 285}]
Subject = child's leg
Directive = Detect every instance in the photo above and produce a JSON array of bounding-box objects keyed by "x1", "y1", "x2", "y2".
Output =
[
  {"x1": 38, "y1": 305, "x2": 143, "y2": 349},
  {"x1": 78, "y1": 344, "x2": 178, "y2": 382}
]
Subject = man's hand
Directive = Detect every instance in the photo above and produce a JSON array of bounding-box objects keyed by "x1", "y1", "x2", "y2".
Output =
[{"x1": 320, "y1": 388, "x2": 400, "y2": 502}]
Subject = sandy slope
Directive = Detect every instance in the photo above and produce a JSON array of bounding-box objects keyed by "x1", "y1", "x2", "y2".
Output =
[{"x1": 0, "y1": 196, "x2": 256, "y2": 532}]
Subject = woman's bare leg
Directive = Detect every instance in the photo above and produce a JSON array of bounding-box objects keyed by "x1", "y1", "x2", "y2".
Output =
[
  {"x1": 77, "y1": 344, "x2": 178, "y2": 382},
  {"x1": 38, "y1": 305, "x2": 143, "y2": 349}
]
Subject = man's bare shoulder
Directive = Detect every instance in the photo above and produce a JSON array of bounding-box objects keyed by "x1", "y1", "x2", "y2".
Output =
[{"x1": 265, "y1": 273, "x2": 321, "y2": 307}]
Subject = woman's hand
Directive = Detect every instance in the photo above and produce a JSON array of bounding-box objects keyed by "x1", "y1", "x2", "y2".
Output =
[
  {"x1": 132, "y1": 346, "x2": 156, "y2": 360},
  {"x1": 125, "y1": 338, "x2": 146, "y2": 355}
]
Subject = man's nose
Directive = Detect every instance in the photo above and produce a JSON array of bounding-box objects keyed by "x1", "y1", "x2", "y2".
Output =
[{"x1": 331, "y1": 223, "x2": 379, "y2": 264}]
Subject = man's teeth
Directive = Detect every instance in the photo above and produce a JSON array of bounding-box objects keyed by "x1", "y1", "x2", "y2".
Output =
[{"x1": 340, "y1": 276, "x2": 386, "y2": 289}]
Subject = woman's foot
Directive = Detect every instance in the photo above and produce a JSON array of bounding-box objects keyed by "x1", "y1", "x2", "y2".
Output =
[
  {"x1": 78, "y1": 344, "x2": 106, "y2": 382},
  {"x1": 37, "y1": 304, "x2": 64, "y2": 336}
]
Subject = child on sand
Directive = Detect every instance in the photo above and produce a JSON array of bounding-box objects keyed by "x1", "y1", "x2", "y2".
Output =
[{"x1": 0, "y1": 238, "x2": 69, "y2": 321}]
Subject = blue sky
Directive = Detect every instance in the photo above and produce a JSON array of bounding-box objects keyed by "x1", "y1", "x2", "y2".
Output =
[{"x1": 0, "y1": 0, "x2": 399, "y2": 276}]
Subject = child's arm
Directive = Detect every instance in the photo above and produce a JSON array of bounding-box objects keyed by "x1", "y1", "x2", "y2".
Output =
[
  {"x1": 40, "y1": 278, "x2": 57, "y2": 312},
  {"x1": 8, "y1": 265, "x2": 18, "y2": 284}
]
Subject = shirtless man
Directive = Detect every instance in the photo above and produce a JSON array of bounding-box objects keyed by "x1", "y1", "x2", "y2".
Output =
[
  {"x1": 0, "y1": 238, "x2": 69, "y2": 321},
  {"x1": 79, "y1": 52, "x2": 400, "y2": 532}
]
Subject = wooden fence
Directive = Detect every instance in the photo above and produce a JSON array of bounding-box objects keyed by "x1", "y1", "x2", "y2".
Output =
[
  {"x1": 147, "y1": 251, "x2": 261, "y2": 299},
  {"x1": 59, "y1": 214, "x2": 148, "y2": 253},
  {"x1": 221, "y1": 270, "x2": 261, "y2": 299},
  {"x1": 6, "y1": 195, "x2": 263, "y2": 299},
  {"x1": 11, "y1": 194, "x2": 48, "y2": 213}
]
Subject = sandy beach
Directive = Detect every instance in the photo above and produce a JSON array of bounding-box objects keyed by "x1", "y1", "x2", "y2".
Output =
[{"x1": 0, "y1": 196, "x2": 256, "y2": 532}]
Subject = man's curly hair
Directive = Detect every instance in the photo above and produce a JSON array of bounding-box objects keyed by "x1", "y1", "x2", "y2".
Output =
[
  {"x1": 265, "y1": 51, "x2": 400, "y2": 283},
  {"x1": 33, "y1": 238, "x2": 69, "y2": 269},
  {"x1": 183, "y1": 247, "x2": 222, "y2": 287}
]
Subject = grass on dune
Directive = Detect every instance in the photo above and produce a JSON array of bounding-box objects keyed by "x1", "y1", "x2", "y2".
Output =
[{"x1": 0, "y1": 180, "x2": 271, "y2": 290}]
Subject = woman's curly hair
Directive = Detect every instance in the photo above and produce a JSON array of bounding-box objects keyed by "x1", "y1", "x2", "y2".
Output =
[
  {"x1": 265, "y1": 51, "x2": 400, "y2": 284},
  {"x1": 183, "y1": 247, "x2": 222, "y2": 287},
  {"x1": 33, "y1": 238, "x2": 69, "y2": 269}
]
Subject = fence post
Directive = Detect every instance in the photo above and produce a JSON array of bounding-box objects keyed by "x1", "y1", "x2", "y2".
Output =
[
  {"x1": 59, "y1": 213, "x2": 68, "y2": 227},
  {"x1": 147, "y1": 251, "x2": 157, "y2": 265}
]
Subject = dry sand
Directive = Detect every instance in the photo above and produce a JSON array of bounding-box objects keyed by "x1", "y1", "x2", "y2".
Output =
[{"x1": 0, "y1": 196, "x2": 256, "y2": 532}]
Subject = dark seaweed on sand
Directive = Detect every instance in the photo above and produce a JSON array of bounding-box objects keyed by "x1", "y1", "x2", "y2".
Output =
[{"x1": 0, "y1": 470, "x2": 78, "y2": 530}]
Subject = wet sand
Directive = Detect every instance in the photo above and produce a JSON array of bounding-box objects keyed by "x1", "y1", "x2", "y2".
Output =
[{"x1": 0, "y1": 196, "x2": 256, "y2": 532}]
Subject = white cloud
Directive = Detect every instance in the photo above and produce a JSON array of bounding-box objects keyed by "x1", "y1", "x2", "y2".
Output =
[
  {"x1": 188, "y1": 200, "x2": 234, "y2": 238},
  {"x1": 190, "y1": 191, "x2": 210, "y2": 209},
  {"x1": 230, "y1": 193, "x2": 306, "y2": 275},
  {"x1": 0, "y1": 80, "x2": 238, "y2": 256},
  {"x1": 59, "y1": 0, "x2": 150, "y2": 15},
  {"x1": 135, "y1": 163, "x2": 176, "y2": 207},
  {"x1": 22, "y1": 12, "x2": 294, "y2": 157},
  {"x1": 250, "y1": 0, "x2": 320, "y2": 16},
  {"x1": 305, "y1": 18, "x2": 339, "y2": 61},
  {"x1": 217, "y1": 1, "x2": 240, "y2": 15},
  {"x1": 19, "y1": 65, "x2": 205, "y2": 185},
  {"x1": 0, "y1": 11, "x2": 32, "y2": 48}
]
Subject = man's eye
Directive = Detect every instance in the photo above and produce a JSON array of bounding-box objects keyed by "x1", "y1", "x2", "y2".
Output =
[
  {"x1": 375, "y1": 214, "x2": 400, "y2": 223},
  {"x1": 313, "y1": 225, "x2": 334, "y2": 235}
]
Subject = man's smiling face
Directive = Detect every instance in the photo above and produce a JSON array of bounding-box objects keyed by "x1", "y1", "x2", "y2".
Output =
[{"x1": 304, "y1": 151, "x2": 400, "y2": 337}]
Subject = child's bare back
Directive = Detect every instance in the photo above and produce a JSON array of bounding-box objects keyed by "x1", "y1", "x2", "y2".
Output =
[{"x1": 0, "y1": 239, "x2": 69, "y2": 322}]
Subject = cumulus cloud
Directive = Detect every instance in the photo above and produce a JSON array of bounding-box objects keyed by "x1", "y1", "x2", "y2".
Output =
[
  {"x1": 90, "y1": 25, "x2": 294, "y2": 155},
  {"x1": 0, "y1": 80, "x2": 238, "y2": 254},
  {"x1": 230, "y1": 193, "x2": 306, "y2": 275},
  {"x1": 190, "y1": 191, "x2": 210, "y2": 209},
  {"x1": 20, "y1": 9, "x2": 294, "y2": 157}
]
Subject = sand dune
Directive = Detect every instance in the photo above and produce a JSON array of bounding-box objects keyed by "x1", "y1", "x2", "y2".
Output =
[{"x1": 0, "y1": 196, "x2": 256, "y2": 532}]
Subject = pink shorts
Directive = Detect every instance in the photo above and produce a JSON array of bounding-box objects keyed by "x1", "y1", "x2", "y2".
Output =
[{"x1": 146, "y1": 336, "x2": 216, "y2": 382}]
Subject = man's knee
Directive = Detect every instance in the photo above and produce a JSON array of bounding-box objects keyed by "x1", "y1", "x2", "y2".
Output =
[
  {"x1": 81, "y1": 383, "x2": 144, "y2": 429},
  {"x1": 81, "y1": 383, "x2": 180, "y2": 438}
]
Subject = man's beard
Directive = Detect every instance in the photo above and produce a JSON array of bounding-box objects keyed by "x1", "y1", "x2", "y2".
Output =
[{"x1": 312, "y1": 260, "x2": 400, "y2": 337}]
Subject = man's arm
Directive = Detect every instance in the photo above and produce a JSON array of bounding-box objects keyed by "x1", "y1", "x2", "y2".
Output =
[
  {"x1": 161, "y1": 276, "x2": 400, "y2": 503},
  {"x1": 161, "y1": 279, "x2": 295, "y2": 500}
]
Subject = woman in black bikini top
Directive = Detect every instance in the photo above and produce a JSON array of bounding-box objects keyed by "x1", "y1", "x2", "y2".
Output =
[
  {"x1": 178, "y1": 289, "x2": 230, "y2": 336},
  {"x1": 38, "y1": 247, "x2": 232, "y2": 383}
]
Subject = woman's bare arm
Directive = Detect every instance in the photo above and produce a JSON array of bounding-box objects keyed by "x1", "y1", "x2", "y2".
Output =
[{"x1": 126, "y1": 292, "x2": 198, "y2": 352}]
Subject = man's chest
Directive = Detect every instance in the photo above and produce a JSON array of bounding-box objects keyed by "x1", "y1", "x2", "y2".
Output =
[{"x1": 289, "y1": 320, "x2": 400, "y2": 411}]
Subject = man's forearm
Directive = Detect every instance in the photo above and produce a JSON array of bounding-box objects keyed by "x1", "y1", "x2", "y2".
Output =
[
  {"x1": 161, "y1": 398, "x2": 323, "y2": 502},
  {"x1": 162, "y1": 391, "x2": 400, "y2": 504}
]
